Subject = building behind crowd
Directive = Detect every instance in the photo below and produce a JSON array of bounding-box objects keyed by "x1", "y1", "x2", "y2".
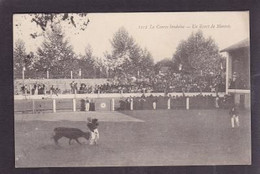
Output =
[{"x1": 220, "y1": 38, "x2": 250, "y2": 109}]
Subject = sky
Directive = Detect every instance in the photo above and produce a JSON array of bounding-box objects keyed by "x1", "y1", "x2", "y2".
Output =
[{"x1": 13, "y1": 12, "x2": 249, "y2": 63}]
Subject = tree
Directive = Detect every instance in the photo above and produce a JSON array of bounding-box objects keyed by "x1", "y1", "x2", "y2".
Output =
[
  {"x1": 15, "y1": 13, "x2": 90, "y2": 39},
  {"x1": 78, "y1": 45, "x2": 97, "y2": 78},
  {"x1": 108, "y1": 27, "x2": 140, "y2": 67},
  {"x1": 139, "y1": 48, "x2": 154, "y2": 78},
  {"x1": 13, "y1": 39, "x2": 34, "y2": 79},
  {"x1": 34, "y1": 26, "x2": 78, "y2": 78},
  {"x1": 172, "y1": 30, "x2": 226, "y2": 92},
  {"x1": 106, "y1": 27, "x2": 154, "y2": 83},
  {"x1": 94, "y1": 57, "x2": 108, "y2": 78},
  {"x1": 173, "y1": 30, "x2": 224, "y2": 75}
]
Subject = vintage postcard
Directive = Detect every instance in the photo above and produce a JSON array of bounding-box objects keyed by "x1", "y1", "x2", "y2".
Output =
[{"x1": 13, "y1": 11, "x2": 250, "y2": 167}]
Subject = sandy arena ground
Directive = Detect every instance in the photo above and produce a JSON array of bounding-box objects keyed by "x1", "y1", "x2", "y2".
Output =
[{"x1": 15, "y1": 109, "x2": 251, "y2": 167}]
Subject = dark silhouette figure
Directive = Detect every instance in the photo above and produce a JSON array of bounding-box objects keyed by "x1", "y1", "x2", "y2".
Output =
[{"x1": 52, "y1": 127, "x2": 91, "y2": 145}]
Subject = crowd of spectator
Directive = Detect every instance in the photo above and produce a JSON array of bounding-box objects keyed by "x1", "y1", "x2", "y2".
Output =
[
  {"x1": 69, "y1": 73, "x2": 225, "y2": 94},
  {"x1": 150, "y1": 73, "x2": 225, "y2": 93},
  {"x1": 19, "y1": 83, "x2": 61, "y2": 96},
  {"x1": 17, "y1": 79, "x2": 225, "y2": 95},
  {"x1": 16, "y1": 72, "x2": 227, "y2": 95},
  {"x1": 20, "y1": 83, "x2": 46, "y2": 95},
  {"x1": 71, "y1": 81, "x2": 152, "y2": 94}
]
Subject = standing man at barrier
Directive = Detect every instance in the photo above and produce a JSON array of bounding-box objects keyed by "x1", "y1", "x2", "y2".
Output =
[
  {"x1": 215, "y1": 95, "x2": 220, "y2": 108},
  {"x1": 152, "y1": 96, "x2": 158, "y2": 110},
  {"x1": 85, "y1": 98, "x2": 90, "y2": 111},
  {"x1": 90, "y1": 99, "x2": 95, "y2": 111},
  {"x1": 140, "y1": 94, "x2": 146, "y2": 110},
  {"x1": 130, "y1": 96, "x2": 133, "y2": 110},
  {"x1": 229, "y1": 105, "x2": 239, "y2": 128},
  {"x1": 70, "y1": 81, "x2": 75, "y2": 94},
  {"x1": 125, "y1": 97, "x2": 130, "y2": 110}
]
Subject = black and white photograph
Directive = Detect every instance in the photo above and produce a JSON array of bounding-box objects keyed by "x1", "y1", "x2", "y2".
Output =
[{"x1": 13, "y1": 12, "x2": 250, "y2": 167}]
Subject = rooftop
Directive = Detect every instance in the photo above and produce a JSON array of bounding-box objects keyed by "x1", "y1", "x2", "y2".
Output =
[{"x1": 220, "y1": 38, "x2": 249, "y2": 52}]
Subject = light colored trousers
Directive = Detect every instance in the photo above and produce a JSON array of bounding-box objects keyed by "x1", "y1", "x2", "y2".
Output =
[
  {"x1": 90, "y1": 129, "x2": 99, "y2": 145},
  {"x1": 231, "y1": 115, "x2": 239, "y2": 128},
  {"x1": 153, "y1": 102, "x2": 156, "y2": 110},
  {"x1": 85, "y1": 103, "x2": 90, "y2": 111}
]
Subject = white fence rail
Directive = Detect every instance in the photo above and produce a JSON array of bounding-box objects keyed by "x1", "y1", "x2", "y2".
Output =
[{"x1": 14, "y1": 92, "x2": 225, "y2": 100}]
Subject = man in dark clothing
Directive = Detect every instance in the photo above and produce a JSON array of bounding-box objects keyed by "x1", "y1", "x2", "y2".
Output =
[{"x1": 87, "y1": 118, "x2": 99, "y2": 145}]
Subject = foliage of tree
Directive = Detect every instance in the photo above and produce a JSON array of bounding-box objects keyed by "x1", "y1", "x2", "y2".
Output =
[
  {"x1": 13, "y1": 39, "x2": 35, "y2": 79},
  {"x1": 95, "y1": 57, "x2": 108, "y2": 78},
  {"x1": 139, "y1": 48, "x2": 154, "y2": 78},
  {"x1": 173, "y1": 30, "x2": 225, "y2": 76},
  {"x1": 78, "y1": 45, "x2": 107, "y2": 79},
  {"x1": 25, "y1": 13, "x2": 90, "y2": 38},
  {"x1": 106, "y1": 27, "x2": 154, "y2": 83},
  {"x1": 34, "y1": 26, "x2": 78, "y2": 78},
  {"x1": 78, "y1": 45, "x2": 96, "y2": 78},
  {"x1": 172, "y1": 31, "x2": 226, "y2": 92}
]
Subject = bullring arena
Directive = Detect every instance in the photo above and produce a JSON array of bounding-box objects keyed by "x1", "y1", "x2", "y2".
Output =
[{"x1": 14, "y1": 92, "x2": 251, "y2": 167}]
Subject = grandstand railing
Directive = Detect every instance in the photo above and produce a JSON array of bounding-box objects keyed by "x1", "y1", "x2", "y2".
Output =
[
  {"x1": 14, "y1": 92, "x2": 231, "y2": 114},
  {"x1": 14, "y1": 92, "x2": 225, "y2": 100}
]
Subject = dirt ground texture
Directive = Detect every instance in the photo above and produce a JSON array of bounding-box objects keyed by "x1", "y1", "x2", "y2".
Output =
[{"x1": 15, "y1": 109, "x2": 251, "y2": 167}]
